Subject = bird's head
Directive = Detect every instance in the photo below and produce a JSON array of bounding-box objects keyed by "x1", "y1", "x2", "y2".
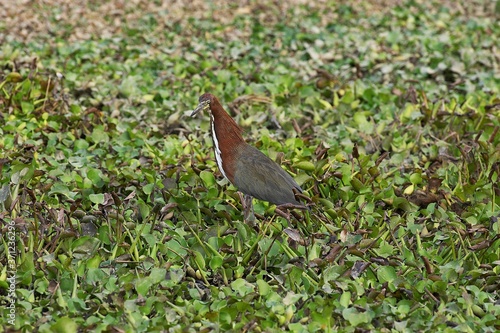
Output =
[{"x1": 191, "y1": 93, "x2": 215, "y2": 117}]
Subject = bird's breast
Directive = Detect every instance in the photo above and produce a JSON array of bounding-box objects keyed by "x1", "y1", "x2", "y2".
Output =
[{"x1": 210, "y1": 115, "x2": 243, "y2": 184}]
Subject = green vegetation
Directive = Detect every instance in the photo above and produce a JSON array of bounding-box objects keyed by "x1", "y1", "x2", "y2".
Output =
[{"x1": 1, "y1": 1, "x2": 499, "y2": 332}]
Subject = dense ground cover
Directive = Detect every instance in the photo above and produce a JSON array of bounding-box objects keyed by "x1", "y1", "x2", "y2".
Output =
[{"x1": 1, "y1": 0, "x2": 499, "y2": 332}]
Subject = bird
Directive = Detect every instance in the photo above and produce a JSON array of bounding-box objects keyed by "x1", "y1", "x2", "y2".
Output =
[{"x1": 191, "y1": 93, "x2": 304, "y2": 221}]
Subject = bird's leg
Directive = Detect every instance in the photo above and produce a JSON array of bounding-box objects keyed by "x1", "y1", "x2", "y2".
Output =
[{"x1": 240, "y1": 193, "x2": 256, "y2": 224}]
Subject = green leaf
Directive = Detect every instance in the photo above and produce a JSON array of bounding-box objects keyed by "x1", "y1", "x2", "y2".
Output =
[
  {"x1": 209, "y1": 256, "x2": 223, "y2": 270},
  {"x1": 192, "y1": 250, "x2": 206, "y2": 270},
  {"x1": 294, "y1": 161, "x2": 315, "y2": 172},
  {"x1": 86, "y1": 168, "x2": 102, "y2": 186},
  {"x1": 51, "y1": 317, "x2": 78, "y2": 333},
  {"x1": 409, "y1": 172, "x2": 422, "y2": 185},
  {"x1": 70, "y1": 236, "x2": 100, "y2": 258},
  {"x1": 231, "y1": 278, "x2": 255, "y2": 297},
  {"x1": 119, "y1": 76, "x2": 140, "y2": 97},
  {"x1": 143, "y1": 183, "x2": 154, "y2": 195},
  {"x1": 257, "y1": 279, "x2": 271, "y2": 296},
  {"x1": 340, "y1": 89, "x2": 355, "y2": 104},
  {"x1": 342, "y1": 307, "x2": 373, "y2": 326},
  {"x1": 149, "y1": 268, "x2": 167, "y2": 284},
  {"x1": 86, "y1": 268, "x2": 108, "y2": 284},
  {"x1": 89, "y1": 127, "x2": 109, "y2": 144},
  {"x1": 339, "y1": 291, "x2": 351, "y2": 308},
  {"x1": 377, "y1": 266, "x2": 397, "y2": 283},
  {"x1": 0, "y1": 184, "x2": 10, "y2": 204},
  {"x1": 49, "y1": 183, "x2": 78, "y2": 199},
  {"x1": 200, "y1": 170, "x2": 216, "y2": 187},
  {"x1": 89, "y1": 193, "x2": 104, "y2": 204},
  {"x1": 21, "y1": 101, "x2": 34, "y2": 114},
  {"x1": 136, "y1": 278, "x2": 152, "y2": 296},
  {"x1": 137, "y1": 199, "x2": 150, "y2": 219}
]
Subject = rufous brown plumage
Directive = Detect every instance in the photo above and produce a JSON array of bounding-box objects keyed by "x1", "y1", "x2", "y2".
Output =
[{"x1": 191, "y1": 93, "x2": 303, "y2": 207}]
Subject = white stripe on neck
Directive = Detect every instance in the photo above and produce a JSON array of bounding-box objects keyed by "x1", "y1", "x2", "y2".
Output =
[{"x1": 211, "y1": 114, "x2": 228, "y2": 180}]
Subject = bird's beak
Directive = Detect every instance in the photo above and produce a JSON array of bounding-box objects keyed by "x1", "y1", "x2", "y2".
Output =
[{"x1": 191, "y1": 100, "x2": 210, "y2": 117}]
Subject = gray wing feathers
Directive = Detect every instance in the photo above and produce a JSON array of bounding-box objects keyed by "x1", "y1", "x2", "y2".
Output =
[{"x1": 234, "y1": 146, "x2": 302, "y2": 205}]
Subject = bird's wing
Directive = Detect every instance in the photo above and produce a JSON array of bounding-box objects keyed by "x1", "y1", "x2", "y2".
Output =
[{"x1": 234, "y1": 146, "x2": 302, "y2": 205}]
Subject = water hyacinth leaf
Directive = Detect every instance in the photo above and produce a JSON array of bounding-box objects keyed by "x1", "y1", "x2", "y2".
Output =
[
  {"x1": 257, "y1": 279, "x2": 271, "y2": 296},
  {"x1": 192, "y1": 250, "x2": 206, "y2": 270},
  {"x1": 377, "y1": 266, "x2": 397, "y2": 284},
  {"x1": 209, "y1": 256, "x2": 223, "y2": 270},
  {"x1": 138, "y1": 199, "x2": 150, "y2": 219},
  {"x1": 0, "y1": 184, "x2": 10, "y2": 203},
  {"x1": 87, "y1": 168, "x2": 102, "y2": 186},
  {"x1": 136, "y1": 277, "x2": 153, "y2": 296},
  {"x1": 342, "y1": 307, "x2": 374, "y2": 326},
  {"x1": 50, "y1": 317, "x2": 78, "y2": 333},
  {"x1": 49, "y1": 183, "x2": 78, "y2": 198},
  {"x1": 71, "y1": 236, "x2": 100, "y2": 257},
  {"x1": 2, "y1": 2, "x2": 499, "y2": 331},
  {"x1": 231, "y1": 278, "x2": 255, "y2": 297},
  {"x1": 294, "y1": 161, "x2": 315, "y2": 172},
  {"x1": 143, "y1": 183, "x2": 155, "y2": 195},
  {"x1": 88, "y1": 193, "x2": 104, "y2": 204},
  {"x1": 200, "y1": 170, "x2": 216, "y2": 187},
  {"x1": 90, "y1": 127, "x2": 109, "y2": 144}
]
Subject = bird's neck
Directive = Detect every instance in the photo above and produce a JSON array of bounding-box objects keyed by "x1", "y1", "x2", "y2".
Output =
[{"x1": 209, "y1": 100, "x2": 246, "y2": 183}]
